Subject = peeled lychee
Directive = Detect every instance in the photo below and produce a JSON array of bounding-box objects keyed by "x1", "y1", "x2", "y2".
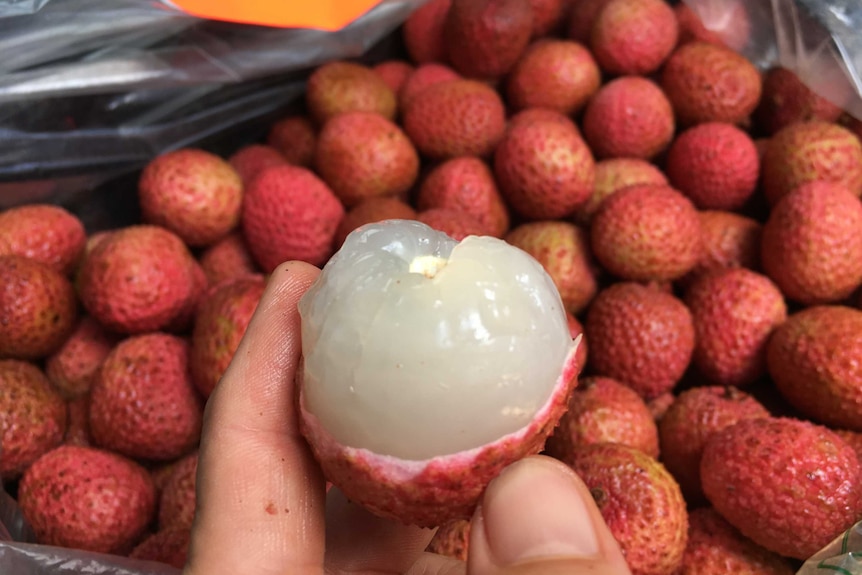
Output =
[
  {"x1": 334, "y1": 197, "x2": 418, "y2": 249},
  {"x1": 198, "y1": 231, "x2": 258, "y2": 287},
  {"x1": 266, "y1": 115, "x2": 317, "y2": 168},
  {"x1": 0, "y1": 204, "x2": 85, "y2": 276},
  {"x1": 590, "y1": 0, "x2": 679, "y2": 76},
  {"x1": 45, "y1": 316, "x2": 116, "y2": 399},
  {"x1": 297, "y1": 220, "x2": 581, "y2": 527},
  {"x1": 402, "y1": 0, "x2": 452, "y2": 64},
  {"x1": 305, "y1": 61, "x2": 397, "y2": 125},
  {"x1": 574, "y1": 158, "x2": 668, "y2": 226}
]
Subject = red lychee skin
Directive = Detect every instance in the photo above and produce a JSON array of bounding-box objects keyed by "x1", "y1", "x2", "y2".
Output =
[
  {"x1": 677, "y1": 508, "x2": 795, "y2": 575},
  {"x1": 305, "y1": 61, "x2": 397, "y2": 125},
  {"x1": 674, "y1": 2, "x2": 751, "y2": 53},
  {"x1": 661, "y1": 42, "x2": 762, "y2": 127},
  {"x1": 685, "y1": 269, "x2": 787, "y2": 388},
  {"x1": 227, "y1": 144, "x2": 287, "y2": 187},
  {"x1": 298, "y1": 344, "x2": 583, "y2": 527},
  {"x1": 166, "y1": 259, "x2": 208, "y2": 335},
  {"x1": 266, "y1": 116, "x2": 317, "y2": 168},
  {"x1": 529, "y1": 0, "x2": 567, "y2": 37},
  {"x1": 158, "y1": 451, "x2": 198, "y2": 530},
  {"x1": 334, "y1": 197, "x2": 418, "y2": 249},
  {"x1": 82, "y1": 230, "x2": 114, "y2": 260},
  {"x1": 315, "y1": 112, "x2": 420, "y2": 207},
  {"x1": 761, "y1": 182, "x2": 862, "y2": 305},
  {"x1": 64, "y1": 395, "x2": 92, "y2": 447},
  {"x1": 399, "y1": 64, "x2": 461, "y2": 108},
  {"x1": 506, "y1": 40, "x2": 601, "y2": 116},
  {"x1": 190, "y1": 275, "x2": 266, "y2": 398},
  {"x1": 77, "y1": 225, "x2": 198, "y2": 334},
  {"x1": 138, "y1": 149, "x2": 244, "y2": 248},
  {"x1": 426, "y1": 519, "x2": 471, "y2": 561},
  {"x1": 18, "y1": 445, "x2": 156, "y2": 554},
  {"x1": 767, "y1": 306, "x2": 862, "y2": 431},
  {"x1": 0, "y1": 255, "x2": 77, "y2": 360},
  {"x1": 45, "y1": 316, "x2": 117, "y2": 399},
  {"x1": 701, "y1": 417, "x2": 862, "y2": 560},
  {"x1": 402, "y1": 79, "x2": 507, "y2": 160},
  {"x1": 198, "y1": 231, "x2": 258, "y2": 288},
  {"x1": 0, "y1": 360, "x2": 67, "y2": 478},
  {"x1": 545, "y1": 376, "x2": 660, "y2": 459},
  {"x1": 590, "y1": 184, "x2": 703, "y2": 282},
  {"x1": 566, "y1": 313, "x2": 589, "y2": 373},
  {"x1": 566, "y1": 0, "x2": 612, "y2": 43},
  {"x1": 402, "y1": 0, "x2": 452, "y2": 64},
  {"x1": 755, "y1": 67, "x2": 845, "y2": 136},
  {"x1": 665, "y1": 122, "x2": 759, "y2": 210},
  {"x1": 241, "y1": 165, "x2": 345, "y2": 271},
  {"x1": 582, "y1": 76, "x2": 676, "y2": 160},
  {"x1": 505, "y1": 221, "x2": 598, "y2": 315},
  {"x1": 574, "y1": 158, "x2": 668, "y2": 226},
  {"x1": 417, "y1": 208, "x2": 486, "y2": 242},
  {"x1": 590, "y1": 0, "x2": 679, "y2": 76},
  {"x1": 444, "y1": 0, "x2": 533, "y2": 80},
  {"x1": 585, "y1": 282, "x2": 695, "y2": 399},
  {"x1": 658, "y1": 386, "x2": 770, "y2": 505},
  {"x1": 416, "y1": 157, "x2": 509, "y2": 238},
  {"x1": 129, "y1": 525, "x2": 191, "y2": 570},
  {"x1": 494, "y1": 110, "x2": 595, "y2": 220},
  {"x1": 563, "y1": 443, "x2": 688, "y2": 575},
  {"x1": 373, "y1": 60, "x2": 414, "y2": 95},
  {"x1": 89, "y1": 333, "x2": 203, "y2": 461},
  {"x1": 681, "y1": 210, "x2": 761, "y2": 288},
  {"x1": 761, "y1": 121, "x2": 862, "y2": 205},
  {"x1": 647, "y1": 392, "x2": 675, "y2": 422},
  {"x1": 0, "y1": 204, "x2": 85, "y2": 276}
]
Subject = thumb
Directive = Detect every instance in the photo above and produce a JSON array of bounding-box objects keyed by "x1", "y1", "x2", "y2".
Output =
[{"x1": 467, "y1": 455, "x2": 632, "y2": 575}]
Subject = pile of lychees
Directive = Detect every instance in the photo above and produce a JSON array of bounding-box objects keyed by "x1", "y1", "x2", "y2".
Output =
[{"x1": 2, "y1": 0, "x2": 862, "y2": 573}]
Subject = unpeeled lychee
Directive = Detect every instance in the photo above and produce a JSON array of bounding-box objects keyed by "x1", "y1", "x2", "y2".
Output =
[
  {"x1": 334, "y1": 197, "x2": 417, "y2": 249},
  {"x1": 305, "y1": 61, "x2": 397, "y2": 125},
  {"x1": 529, "y1": 0, "x2": 568, "y2": 37},
  {"x1": 674, "y1": 1, "x2": 751, "y2": 52},
  {"x1": 701, "y1": 417, "x2": 862, "y2": 560},
  {"x1": 198, "y1": 232, "x2": 258, "y2": 287},
  {"x1": 402, "y1": 0, "x2": 451, "y2": 64},
  {"x1": 755, "y1": 67, "x2": 845, "y2": 135},
  {"x1": 129, "y1": 525, "x2": 190, "y2": 570},
  {"x1": 227, "y1": 144, "x2": 287, "y2": 187},
  {"x1": 505, "y1": 221, "x2": 598, "y2": 315},
  {"x1": 399, "y1": 63, "x2": 461, "y2": 108},
  {"x1": 373, "y1": 60, "x2": 414, "y2": 95},
  {"x1": 64, "y1": 395, "x2": 91, "y2": 447},
  {"x1": 266, "y1": 116, "x2": 317, "y2": 168},
  {"x1": 574, "y1": 158, "x2": 668, "y2": 226},
  {"x1": 0, "y1": 204, "x2": 85, "y2": 275},
  {"x1": 45, "y1": 316, "x2": 116, "y2": 399},
  {"x1": 567, "y1": 0, "x2": 612, "y2": 43},
  {"x1": 417, "y1": 208, "x2": 486, "y2": 241},
  {"x1": 682, "y1": 211, "x2": 761, "y2": 285},
  {"x1": 158, "y1": 451, "x2": 198, "y2": 530},
  {"x1": 590, "y1": 0, "x2": 679, "y2": 76}
]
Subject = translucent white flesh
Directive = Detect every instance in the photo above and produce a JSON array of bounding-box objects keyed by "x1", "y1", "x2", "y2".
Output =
[{"x1": 298, "y1": 220, "x2": 573, "y2": 461}]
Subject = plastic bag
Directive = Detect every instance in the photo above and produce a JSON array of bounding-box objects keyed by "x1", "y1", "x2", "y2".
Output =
[
  {"x1": 0, "y1": 0, "x2": 51, "y2": 19},
  {"x1": 797, "y1": 521, "x2": 862, "y2": 575},
  {"x1": 682, "y1": 0, "x2": 862, "y2": 120},
  {"x1": 0, "y1": 0, "x2": 426, "y2": 208}
]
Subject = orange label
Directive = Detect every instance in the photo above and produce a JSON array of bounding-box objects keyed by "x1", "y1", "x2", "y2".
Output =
[{"x1": 168, "y1": 0, "x2": 382, "y2": 31}]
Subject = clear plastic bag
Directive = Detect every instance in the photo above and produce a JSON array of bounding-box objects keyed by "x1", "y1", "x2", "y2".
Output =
[
  {"x1": 797, "y1": 520, "x2": 862, "y2": 575},
  {"x1": 0, "y1": 0, "x2": 51, "y2": 19}
]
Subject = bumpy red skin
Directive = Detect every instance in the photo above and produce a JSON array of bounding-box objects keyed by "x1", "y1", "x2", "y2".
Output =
[
  {"x1": 129, "y1": 525, "x2": 191, "y2": 569},
  {"x1": 495, "y1": 110, "x2": 595, "y2": 220},
  {"x1": 590, "y1": 184, "x2": 703, "y2": 282},
  {"x1": 566, "y1": 0, "x2": 612, "y2": 43},
  {"x1": 315, "y1": 112, "x2": 420, "y2": 207},
  {"x1": 835, "y1": 429, "x2": 862, "y2": 464},
  {"x1": 574, "y1": 158, "x2": 668, "y2": 226},
  {"x1": 545, "y1": 376, "x2": 659, "y2": 459},
  {"x1": 755, "y1": 67, "x2": 845, "y2": 135},
  {"x1": 305, "y1": 61, "x2": 397, "y2": 125},
  {"x1": 0, "y1": 255, "x2": 77, "y2": 360},
  {"x1": 228, "y1": 144, "x2": 287, "y2": 187},
  {"x1": 590, "y1": 0, "x2": 679, "y2": 76},
  {"x1": 761, "y1": 121, "x2": 862, "y2": 205},
  {"x1": 658, "y1": 386, "x2": 769, "y2": 505},
  {"x1": 402, "y1": 80, "x2": 506, "y2": 160},
  {"x1": 767, "y1": 306, "x2": 862, "y2": 431},
  {"x1": 674, "y1": 2, "x2": 751, "y2": 53},
  {"x1": 190, "y1": 275, "x2": 266, "y2": 398},
  {"x1": 444, "y1": 0, "x2": 533, "y2": 80},
  {"x1": 417, "y1": 208, "x2": 486, "y2": 242},
  {"x1": 661, "y1": 42, "x2": 762, "y2": 127},
  {"x1": 685, "y1": 269, "x2": 787, "y2": 388},
  {"x1": 242, "y1": 165, "x2": 345, "y2": 271},
  {"x1": 677, "y1": 508, "x2": 795, "y2": 575},
  {"x1": 563, "y1": 444, "x2": 688, "y2": 575},
  {"x1": 528, "y1": 0, "x2": 567, "y2": 37},
  {"x1": 647, "y1": 392, "x2": 675, "y2": 422},
  {"x1": 582, "y1": 76, "x2": 675, "y2": 160},
  {"x1": 585, "y1": 282, "x2": 695, "y2": 399},
  {"x1": 680, "y1": 211, "x2": 761, "y2": 288},
  {"x1": 18, "y1": 445, "x2": 156, "y2": 554},
  {"x1": 761, "y1": 182, "x2": 862, "y2": 305},
  {"x1": 417, "y1": 157, "x2": 509, "y2": 238},
  {"x1": 334, "y1": 198, "x2": 417, "y2": 249},
  {"x1": 506, "y1": 40, "x2": 601, "y2": 116},
  {"x1": 665, "y1": 122, "x2": 759, "y2": 210},
  {"x1": 701, "y1": 417, "x2": 862, "y2": 560},
  {"x1": 89, "y1": 334, "x2": 203, "y2": 461},
  {"x1": 505, "y1": 222, "x2": 598, "y2": 315},
  {"x1": 45, "y1": 316, "x2": 116, "y2": 399},
  {"x1": 139, "y1": 149, "x2": 244, "y2": 247},
  {"x1": 166, "y1": 260, "x2": 208, "y2": 335},
  {"x1": 399, "y1": 64, "x2": 460, "y2": 108},
  {"x1": 373, "y1": 60, "x2": 414, "y2": 95},
  {"x1": 402, "y1": 0, "x2": 452, "y2": 64},
  {"x1": 0, "y1": 360, "x2": 67, "y2": 478},
  {"x1": 198, "y1": 232, "x2": 258, "y2": 288},
  {"x1": 267, "y1": 116, "x2": 317, "y2": 168},
  {"x1": 426, "y1": 519, "x2": 471, "y2": 560},
  {"x1": 299, "y1": 344, "x2": 582, "y2": 528},
  {"x1": 0, "y1": 204, "x2": 85, "y2": 276},
  {"x1": 64, "y1": 395, "x2": 92, "y2": 447},
  {"x1": 78, "y1": 225, "x2": 198, "y2": 334},
  {"x1": 158, "y1": 451, "x2": 198, "y2": 530}
]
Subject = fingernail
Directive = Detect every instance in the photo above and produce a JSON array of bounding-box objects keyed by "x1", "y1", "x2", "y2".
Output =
[{"x1": 481, "y1": 457, "x2": 600, "y2": 565}]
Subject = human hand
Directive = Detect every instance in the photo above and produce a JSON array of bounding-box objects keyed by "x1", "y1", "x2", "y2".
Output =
[{"x1": 183, "y1": 261, "x2": 632, "y2": 575}]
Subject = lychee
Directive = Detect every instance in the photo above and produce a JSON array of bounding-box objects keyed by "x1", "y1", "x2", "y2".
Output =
[
  {"x1": 755, "y1": 67, "x2": 845, "y2": 135},
  {"x1": 574, "y1": 158, "x2": 668, "y2": 226},
  {"x1": 566, "y1": 0, "x2": 612, "y2": 43},
  {"x1": 158, "y1": 451, "x2": 198, "y2": 530},
  {"x1": 399, "y1": 63, "x2": 461, "y2": 108},
  {"x1": 129, "y1": 525, "x2": 190, "y2": 570},
  {"x1": 266, "y1": 115, "x2": 317, "y2": 168},
  {"x1": 227, "y1": 144, "x2": 287, "y2": 187},
  {"x1": 416, "y1": 208, "x2": 487, "y2": 241},
  {"x1": 0, "y1": 204, "x2": 85, "y2": 275},
  {"x1": 402, "y1": 0, "x2": 452, "y2": 64},
  {"x1": 528, "y1": 0, "x2": 568, "y2": 37},
  {"x1": 590, "y1": 0, "x2": 679, "y2": 76},
  {"x1": 64, "y1": 395, "x2": 91, "y2": 447},
  {"x1": 45, "y1": 316, "x2": 116, "y2": 399},
  {"x1": 305, "y1": 61, "x2": 397, "y2": 125},
  {"x1": 198, "y1": 231, "x2": 258, "y2": 287},
  {"x1": 674, "y1": 1, "x2": 751, "y2": 52},
  {"x1": 334, "y1": 197, "x2": 417, "y2": 249},
  {"x1": 425, "y1": 519, "x2": 470, "y2": 561},
  {"x1": 372, "y1": 60, "x2": 414, "y2": 95},
  {"x1": 682, "y1": 210, "x2": 761, "y2": 286}
]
